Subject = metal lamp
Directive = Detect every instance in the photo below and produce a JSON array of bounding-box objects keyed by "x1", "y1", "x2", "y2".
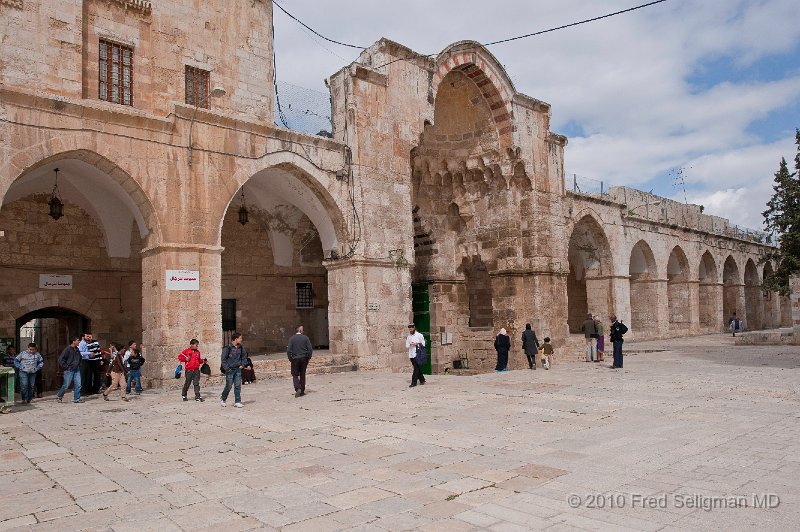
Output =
[
  {"x1": 237, "y1": 187, "x2": 249, "y2": 226},
  {"x1": 48, "y1": 168, "x2": 64, "y2": 220}
]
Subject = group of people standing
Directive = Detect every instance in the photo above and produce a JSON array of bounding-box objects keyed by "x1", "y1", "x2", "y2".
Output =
[{"x1": 582, "y1": 314, "x2": 628, "y2": 369}]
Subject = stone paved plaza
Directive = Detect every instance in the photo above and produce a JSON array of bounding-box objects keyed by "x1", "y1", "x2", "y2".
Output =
[{"x1": 2, "y1": 334, "x2": 799, "y2": 531}]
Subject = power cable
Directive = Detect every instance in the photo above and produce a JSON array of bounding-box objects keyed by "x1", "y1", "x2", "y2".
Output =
[{"x1": 272, "y1": 0, "x2": 367, "y2": 50}]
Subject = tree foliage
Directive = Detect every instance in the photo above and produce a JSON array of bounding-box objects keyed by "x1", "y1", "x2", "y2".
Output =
[{"x1": 761, "y1": 129, "x2": 800, "y2": 295}]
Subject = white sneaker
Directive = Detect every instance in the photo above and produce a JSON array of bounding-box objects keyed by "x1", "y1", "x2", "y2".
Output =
[
  {"x1": 234, "y1": 402, "x2": 243, "y2": 408},
  {"x1": 220, "y1": 400, "x2": 226, "y2": 407}
]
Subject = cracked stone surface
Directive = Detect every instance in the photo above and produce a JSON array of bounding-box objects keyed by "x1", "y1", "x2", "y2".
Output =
[{"x1": 1, "y1": 334, "x2": 799, "y2": 531}]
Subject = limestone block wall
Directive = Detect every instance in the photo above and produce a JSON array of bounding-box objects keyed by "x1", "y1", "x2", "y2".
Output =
[
  {"x1": 1, "y1": 0, "x2": 274, "y2": 122},
  {"x1": 791, "y1": 276, "x2": 800, "y2": 344},
  {"x1": 0, "y1": 195, "x2": 142, "y2": 347}
]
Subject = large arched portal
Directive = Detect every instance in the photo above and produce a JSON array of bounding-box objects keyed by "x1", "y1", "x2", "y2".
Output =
[
  {"x1": 722, "y1": 256, "x2": 743, "y2": 327},
  {"x1": 698, "y1": 251, "x2": 719, "y2": 329},
  {"x1": 629, "y1": 240, "x2": 659, "y2": 335},
  {"x1": 0, "y1": 152, "x2": 157, "y2": 365},
  {"x1": 219, "y1": 165, "x2": 342, "y2": 353},
  {"x1": 667, "y1": 246, "x2": 691, "y2": 331},
  {"x1": 566, "y1": 215, "x2": 612, "y2": 333},
  {"x1": 744, "y1": 259, "x2": 762, "y2": 330}
]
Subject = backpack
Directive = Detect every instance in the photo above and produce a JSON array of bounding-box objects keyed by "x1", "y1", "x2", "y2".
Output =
[
  {"x1": 219, "y1": 345, "x2": 230, "y2": 374},
  {"x1": 415, "y1": 343, "x2": 427, "y2": 366}
]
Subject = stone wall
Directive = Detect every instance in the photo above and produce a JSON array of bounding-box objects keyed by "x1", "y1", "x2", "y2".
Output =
[
  {"x1": 0, "y1": 195, "x2": 142, "y2": 348},
  {"x1": 792, "y1": 275, "x2": 800, "y2": 344}
]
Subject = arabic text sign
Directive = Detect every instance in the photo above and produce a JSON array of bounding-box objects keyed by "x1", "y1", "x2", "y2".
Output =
[
  {"x1": 39, "y1": 274, "x2": 73, "y2": 290},
  {"x1": 166, "y1": 270, "x2": 200, "y2": 291}
]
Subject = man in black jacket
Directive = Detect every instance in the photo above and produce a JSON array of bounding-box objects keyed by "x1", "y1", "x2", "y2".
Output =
[
  {"x1": 609, "y1": 315, "x2": 629, "y2": 369},
  {"x1": 56, "y1": 336, "x2": 83, "y2": 403},
  {"x1": 287, "y1": 325, "x2": 313, "y2": 397},
  {"x1": 521, "y1": 323, "x2": 540, "y2": 370},
  {"x1": 220, "y1": 332, "x2": 246, "y2": 407}
]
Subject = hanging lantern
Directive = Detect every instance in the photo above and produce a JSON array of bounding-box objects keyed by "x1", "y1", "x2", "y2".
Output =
[
  {"x1": 237, "y1": 187, "x2": 249, "y2": 226},
  {"x1": 48, "y1": 168, "x2": 64, "y2": 220}
]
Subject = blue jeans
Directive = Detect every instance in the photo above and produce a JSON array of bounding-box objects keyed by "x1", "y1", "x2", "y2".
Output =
[
  {"x1": 57, "y1": 369, "x2": 82, "y2": 401},
  {"x1": 221, "y1": 367, "x2": 241, "y2": 403},
  {"x1": 126, "y1": 369, "x2": 142, "y2": 394},
  {"x1": 19, "y1": 371, "x2": 36, "y2": 402}
]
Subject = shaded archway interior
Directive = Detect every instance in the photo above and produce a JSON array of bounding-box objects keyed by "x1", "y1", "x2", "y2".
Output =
[
  {"x1": 220, "y1": 166, "x2": 334, "y2": 352},
  {"x1": 567, "y1": 216, "x2": 612, "y2": 334},
  {"x1": 667, "y1": 246, "x2": 690, "y2": 329},
  {"x1": 629, "y1": 240, "x2": 658, "y2": 336}
]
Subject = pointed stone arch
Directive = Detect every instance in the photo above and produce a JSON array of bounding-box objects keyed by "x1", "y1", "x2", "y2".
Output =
[
  {"x1": 698, "y1": 251, "x2": 719, "y2": 328},
  {"x1": 629, "y1": 240, "x2": 659, "y2": 335},
  {"x1": 667, "y1": 245, "x2": 691, "y2": 330},
  {"x1": 566, "y1": 214, "x2": 613, "y2": 333},
  {"x1": 432, "y1": 41, "x2": 515, "y2": 148},
  {"x1": 723, "y1": 255, "x2": 743, "y2": 328},
  {"x1": 744, "y1": 258, "x2": 762, "y2": 330}
]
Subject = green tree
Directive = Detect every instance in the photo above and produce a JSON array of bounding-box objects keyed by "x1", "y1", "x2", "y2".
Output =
[{"x1": 761, "y1": 129, "x2": 800, "y2": 295}]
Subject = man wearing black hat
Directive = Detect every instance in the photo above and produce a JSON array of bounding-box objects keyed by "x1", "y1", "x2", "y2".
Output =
[{"x1": 405, "y1": 323, "x2": 426, "y2": 388}]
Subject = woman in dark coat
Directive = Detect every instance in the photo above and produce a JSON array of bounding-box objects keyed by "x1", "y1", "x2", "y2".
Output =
[{"x1": 494, "y1": 328, "x2": 511, "y2": 372}]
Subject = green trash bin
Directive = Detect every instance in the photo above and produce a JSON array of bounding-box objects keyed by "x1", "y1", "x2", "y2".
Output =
[{"x1": 0, "y1": 367, "x2": 15, "y2": 413}]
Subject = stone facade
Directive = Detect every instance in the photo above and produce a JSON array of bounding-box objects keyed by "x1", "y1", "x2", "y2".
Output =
[
  {"x1": 792, "y1": 275, "x2": 800, "y2": 345},
  {"x1": 0, "y1": 2, "x2": 787, "y2": 385}
]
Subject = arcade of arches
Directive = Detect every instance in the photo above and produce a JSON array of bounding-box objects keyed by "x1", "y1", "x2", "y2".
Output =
[{"x1": 2, "y1": 11, "x2": 791, "y2": 384}]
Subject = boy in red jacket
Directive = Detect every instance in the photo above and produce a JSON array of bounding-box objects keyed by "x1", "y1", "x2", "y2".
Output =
[{"x1": 178, "y1": 339, "x2": 206, "y2": 402}]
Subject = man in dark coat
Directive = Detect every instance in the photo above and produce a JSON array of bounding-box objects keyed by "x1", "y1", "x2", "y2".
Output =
[
  {"x1": 220, "y1": 332, "x2": 247, "y2": 407},
  {"x1": 521, "y1": 323, "x2": 540, "y2": 370},
  {"x1": 287, "y1": 325, "x2": 313, "y2": 397},
  {"x1": 609, "y1": 315, "x2": 629, "y2": 369},
  {"x1": 56, "y1": 336, "x2": 83, "y2": 403}
]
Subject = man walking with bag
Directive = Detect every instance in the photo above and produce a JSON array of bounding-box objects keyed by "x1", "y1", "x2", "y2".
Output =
[
  {"x1": 287, "y1": 325, "x2": 313, "y2": 398},
  {"x1": 406, "y1": 323, "x2": 426, "y2": 388},
  {"x1": 220, "y1": 332, "x2": 246, "y2": 407}
]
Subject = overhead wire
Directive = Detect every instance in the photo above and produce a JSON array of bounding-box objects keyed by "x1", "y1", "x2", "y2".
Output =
[{"x1": 272, "y1": 0, "x2": 367, "y2": 50}]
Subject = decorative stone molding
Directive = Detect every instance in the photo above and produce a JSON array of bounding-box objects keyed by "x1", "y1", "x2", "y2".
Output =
[
  {"x1": 106, "y1": 0, "x2": 152, "y2": 14},
  {"x1": 0, "y1": 0, "x2": 23, "y2": 9}
]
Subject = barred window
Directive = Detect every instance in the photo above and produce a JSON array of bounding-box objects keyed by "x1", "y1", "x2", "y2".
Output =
[
  {"x1": 296, "y1": 282, "x2": 313, "y2": 309},
  {"x1": 99, "y1": 40, "x2": 133, "y2": 106},
  {"x1": 185, "y1": 66, "x2": 210, "y2": 108}
]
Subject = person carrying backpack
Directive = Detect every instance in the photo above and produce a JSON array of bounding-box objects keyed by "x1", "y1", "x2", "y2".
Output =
[
  {"x1": 220, "y1": 332, "x2": 246, "y2": 408},
  {"x1": 609, "y1": 315, "x2": 629, "y2": 369},
  {"x1": 179, "y1": 339, "x2": 206, "y2": 402}
]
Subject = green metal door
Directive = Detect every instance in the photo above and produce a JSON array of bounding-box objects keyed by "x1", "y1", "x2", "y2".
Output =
[{"x1": 412, "y1": 283, "x2": 432, "y2": 374}]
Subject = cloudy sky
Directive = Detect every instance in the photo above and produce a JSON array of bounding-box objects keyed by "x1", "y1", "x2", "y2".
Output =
[{"x1": 271, "y1": 0, "x2": 800, "y2": 230}]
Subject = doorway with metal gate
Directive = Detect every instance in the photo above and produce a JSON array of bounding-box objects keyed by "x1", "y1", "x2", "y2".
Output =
[{"x1": 15, "y1": 307, "x2": 89, "y2": 392}]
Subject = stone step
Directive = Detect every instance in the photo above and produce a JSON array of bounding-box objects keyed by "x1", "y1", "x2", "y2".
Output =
[{"x1": 250, "y1": 353, "x2": 357, "y2": 380}]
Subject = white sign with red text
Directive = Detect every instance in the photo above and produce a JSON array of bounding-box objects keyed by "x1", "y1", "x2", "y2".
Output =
[
  {"x1": 166, "y1": 270, "x2": 200, "y2": 291},
  {"x1": 39, "y1": 274, "x2": 73, "y2": 290}
]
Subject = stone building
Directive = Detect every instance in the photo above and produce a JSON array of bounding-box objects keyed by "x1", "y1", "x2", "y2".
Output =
[{"x1": 0, "y1": 1, "x2": 788, "y2": 387}]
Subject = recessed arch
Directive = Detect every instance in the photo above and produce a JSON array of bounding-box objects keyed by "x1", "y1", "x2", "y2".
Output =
[
  {"x1": 629, "y1": 240, "x2": 659, "y2": 335},
  {"x1": 698, "y1": 251, "x2": 718, "y2": 328},
  {"x1": 566, "y1": 214, "x2": 612, "y2": 333},
  {"x1": 722, "y1": 255, "x2": 742, "y2": 327},
  {"x1": 667, "y1": 246, "x2": 691, "y2": 329},
  {"x1": 432, "y1": 41, "x2": 516, "y2": 148},
  {"x1": 744, "y1": 258, "x2": 762, "y2": 329},
  {"x1": 3, "y1": 149, "x2": 162, "y2": 255},
  {"x1": 761, "y1": 261, "x2": 777, "y2": 328}
]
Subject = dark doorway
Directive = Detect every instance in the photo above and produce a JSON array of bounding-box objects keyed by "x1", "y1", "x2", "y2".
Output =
[{"x1": 16, "y1": 307, "x2": 89, "y2": 392}]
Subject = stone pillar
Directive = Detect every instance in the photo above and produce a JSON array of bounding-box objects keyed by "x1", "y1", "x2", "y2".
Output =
[
  {"x1": 655, "y1": 279, "x2": 670, "y2": 338},
  {"x1": 326, "y1": 258, "x2": 412, "y2": 371},
  {"x1": 140, "y1": 245, "x2": 222, "y2": 385},
  {"x1": 713, "y1": 283, "x2": 725, "y2": 332},
  {"x1": 686, "y1": 280, "x2": 699, "y2": 334},
  {"x1": 610, "y1": 275, "x2": 631, "y2": 324}
]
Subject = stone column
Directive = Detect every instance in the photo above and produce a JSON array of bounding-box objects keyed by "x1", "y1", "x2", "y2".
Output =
[
  {"x1": 326, "y1": 258, "x2": 412, "y2": 371},
  {"x1": 655, "y1": 279, "x2": 670, "y2": 338},
  {"x1": 610, "y1": 275, "x2": 631, "y2": 324},
  {"x1": 688, "y1": 280, "x2": 701, "y2": 335},
  {"x1": 713, "y1": 283, "x2": 725, "y2": 332},
  {"x1": 141, "y1": 244, "x2": 223, "y2": 385}
]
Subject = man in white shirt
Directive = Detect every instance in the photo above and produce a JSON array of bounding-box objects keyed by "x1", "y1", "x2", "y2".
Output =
[{"x1": 405, "y1": 323, "x2": 426, "y2": 388}]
